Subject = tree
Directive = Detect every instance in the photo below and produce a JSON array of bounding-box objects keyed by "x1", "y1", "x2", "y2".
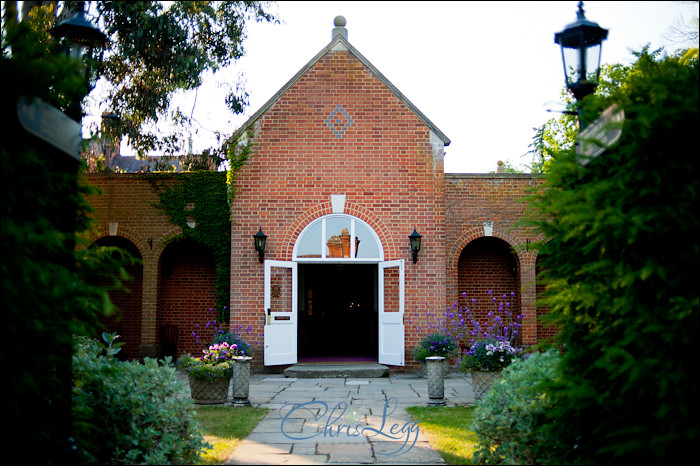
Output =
[
  {"x1": 529, "y1": 49, "x2": 698, "y2": 464},
  {"x1": 13, "y1": 1, "x2": 278, "y2": 163},
  {"x1": 526, "y1": 62, "x2": 632, "y2": 174}
]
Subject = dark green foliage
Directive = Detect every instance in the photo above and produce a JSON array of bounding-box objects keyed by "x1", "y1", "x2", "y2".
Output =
[
  {"x1": 152, "y1": 171, "x2": 231, "y2": 317},
  {"x1": 471, "y1": 349, "x2": 561, "y2": 464},
  {"x1": 72, "y1": 335, "x2": 209, "y2": 464},
  {"x1": 529, "y1": 50, "x2": 699, "y2": 463},
  {"x1": 2, "y1": 12, "x2": 136, "y2": 462}
]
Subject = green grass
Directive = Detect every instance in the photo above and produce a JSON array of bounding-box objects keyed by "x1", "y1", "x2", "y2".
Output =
[
  {"x1": 406, "y1": 406, "x2": 479, "y2": 465},
  {"x1": 192, "y1": 404, "x2": 477, "y2": 465},
  {"x1": 193, "y1": 405, "x2": 269, "y2": 465}
]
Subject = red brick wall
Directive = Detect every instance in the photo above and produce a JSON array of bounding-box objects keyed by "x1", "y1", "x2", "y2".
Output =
[
  {"x1": 92, "y1": 236, "x2": 143, "y2": 360},
  {"x1": 229, "y1": 49, "x2": 447, "y2": 370},
  {"x1": 158, "y1": 239, "x2": 218, "y2": 358},
  {"x1": 445, "y1": 174, "x2": 546, "y2": 346},
  {"x1": 83, "y1": 173, "x2": 215, "y2": 359}
]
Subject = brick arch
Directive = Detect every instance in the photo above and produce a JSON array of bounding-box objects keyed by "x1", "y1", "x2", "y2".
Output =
[
  {"x1": 86, "y1": 225, "x2": 149, "y2": 260},
  {"x1": 448, "y1": 225, "x2": 521, "y2": 272},
  {"x1": 279, "y1": 201, "x2": 398, "y2": 260}
]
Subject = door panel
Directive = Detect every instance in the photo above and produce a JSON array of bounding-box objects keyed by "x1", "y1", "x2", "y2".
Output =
[
  {"x1": 263, "y1": 260, "x2": 297, "y2": 365},
  {"x1": 378, "y1": 260, "x2": 405, "y2": 365}
]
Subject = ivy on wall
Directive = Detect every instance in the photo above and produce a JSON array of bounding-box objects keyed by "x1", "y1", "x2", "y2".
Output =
[
  {"x1": 150, "y1": 171, "x2": 231, "y2": 321},
  {"x1": 148, "y1": 125, "x2": 255, "y2": 323}
]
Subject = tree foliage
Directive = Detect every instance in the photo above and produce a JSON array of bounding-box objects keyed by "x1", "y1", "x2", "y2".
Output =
[
  {"x1": 92, "y1": 1, "x2": 278, "y2": 157},
  {"x1": 13, "y1": 1, "x2": 278, "y2": 159},
  {"x1": 527, "y1": 62, "x2": 632, "y2": 174},
  {"x1": 529, "y1": 50, "x2": 698, "y2": 463}
]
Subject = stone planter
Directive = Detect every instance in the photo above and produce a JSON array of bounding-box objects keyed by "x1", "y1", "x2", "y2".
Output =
[
  {"x1": 470, "y1": 370, "x2": 503, "y2": 401},
  {"x1": 231, "y1": 356, "x2": 252, "y2": 406},
  {"x1": 188, "y1": 375, "x2": 231, "y2": 405},
  {"x1": 425, "y1": 356, "x2": 446, "y2": 406},
  {"x1": 420, "y1": 358, "x2": 449, "y2": 379}
]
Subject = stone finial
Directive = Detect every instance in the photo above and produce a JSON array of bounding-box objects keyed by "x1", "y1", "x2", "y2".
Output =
[{"x1": 332, "y1": 15, "x2": 347, "y2": 41}]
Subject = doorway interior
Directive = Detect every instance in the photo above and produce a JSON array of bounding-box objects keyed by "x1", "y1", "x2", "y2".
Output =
[{"x1": 298, "y1": 264, "x2": 378, "y2": 362}]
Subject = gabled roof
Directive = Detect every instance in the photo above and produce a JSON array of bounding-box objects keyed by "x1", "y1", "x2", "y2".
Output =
[{"x1": 232, "y1": 27, "x2": 451, "y2": 146}]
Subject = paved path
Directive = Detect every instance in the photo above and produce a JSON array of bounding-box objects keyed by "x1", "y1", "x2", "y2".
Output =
[{"x1": 184, "y1": 370, "x2": 475, "y2": 464}]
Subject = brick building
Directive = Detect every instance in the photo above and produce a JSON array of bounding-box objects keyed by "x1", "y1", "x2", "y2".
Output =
[{"x1": 84, "y1": 17, "x2": 548, "y2": 370}]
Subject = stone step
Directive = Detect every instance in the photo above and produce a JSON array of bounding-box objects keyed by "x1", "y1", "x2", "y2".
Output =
[{"x1": 284, "y1": 363, "x2": 390, "y2": 378}]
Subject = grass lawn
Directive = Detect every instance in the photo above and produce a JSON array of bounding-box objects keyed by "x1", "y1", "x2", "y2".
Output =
[
  {"x1": 194, "y1": 405, "x2": 269, "y2": 465},
  {"x1": 193, "y1": 404, "x2": 477, "y2": 465},
  {"x1": 406, "y1": 406, "x2": 479, "y2": 465}
]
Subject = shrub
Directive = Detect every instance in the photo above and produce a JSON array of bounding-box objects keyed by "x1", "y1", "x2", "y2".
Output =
[
  {"x1": 471, "y1": 349, "x2": 560, "y2": 465},
  {"x1": 413, "y1": 332, "x2": 457, "y2": 362},
  {"x1": 72, "y1": 333, "x2": 210, "y2": 464}
]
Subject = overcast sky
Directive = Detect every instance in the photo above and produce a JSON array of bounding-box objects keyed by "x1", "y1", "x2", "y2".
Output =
[{"x1": 116, "y1": 1, "x2": 697, "y2": 173}]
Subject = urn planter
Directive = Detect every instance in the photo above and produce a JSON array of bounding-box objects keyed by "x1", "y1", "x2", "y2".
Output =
[
  {"x1": 231, "y1": 356, "x2": 252, "y2": 406},
  {"x1": 470, "y1": 370, "x2": 503, "y2": 401},
  {"x1": 188, "y1": 375, "x2": 231, "y2": 405},
  {"x1": 420, "y1": 358, "x2": 449, "y2": 379},
  {"x1": 425, "y1": 356, "x2": 446, "y2": 406}
]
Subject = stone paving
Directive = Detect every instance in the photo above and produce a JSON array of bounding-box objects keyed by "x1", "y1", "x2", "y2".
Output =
[{"x1": 181, "y1": 370, "x2": 475, "y2": 465}]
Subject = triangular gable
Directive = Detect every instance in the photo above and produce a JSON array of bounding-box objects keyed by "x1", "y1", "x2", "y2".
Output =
[{"x1": 232, "y1": 31, "x2": 450, "y2": 146}]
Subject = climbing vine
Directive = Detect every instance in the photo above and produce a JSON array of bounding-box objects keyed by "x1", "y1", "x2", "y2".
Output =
[
  {"x1": 226, "y1": 125, "x2": 255, "y2": 210},
  {"x1": 149, "y1": 125, "x2": 255, "y2": 323},
  {"x1": 150, "y1": 171, "x2": 231, "y2": 320}
]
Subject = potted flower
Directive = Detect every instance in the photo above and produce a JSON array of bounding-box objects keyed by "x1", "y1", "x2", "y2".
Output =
[
  {"x1": 212, "y1": 331, "x2": 254, "y2": 406},
  {"x1": 413, "y1": 332, "x2": 457, "y2": 378},
  {"x1": 459, "y1": 291, "x2": 524, "y2": 400},
  {"x1": 178, "y1": 341, "x2": 241, "y2": 405}
]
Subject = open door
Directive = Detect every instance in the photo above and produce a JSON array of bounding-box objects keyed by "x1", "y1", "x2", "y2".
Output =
[
  {"x1": 378, "y1": 260, "x2": 405, "y2": 365},
  {"x1": 263, "y1": 260, "x2": 298, "y2": 365}
]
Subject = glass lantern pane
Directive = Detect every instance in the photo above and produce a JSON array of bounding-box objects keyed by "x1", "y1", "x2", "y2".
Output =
[{"x1": 584, "y1": 44, "x2": 601, "y2": 81}]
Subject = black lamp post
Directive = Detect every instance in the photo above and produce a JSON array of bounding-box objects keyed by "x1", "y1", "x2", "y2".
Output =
[
  {"x1": 49, "y1": 1, "x2": 107, "y2": 121},
  {"x1": 253, "y1": 227, "x2": 267, "y2": 263},
  {"x1": 49, "y1": 1, "x2": 107, "y2": 58},
  {"x1": 409, "y1": 228, "x2": 422, "y2": 264},
  {"x1": 554, "y1": 1, "x2": 608, "y2": 128}
]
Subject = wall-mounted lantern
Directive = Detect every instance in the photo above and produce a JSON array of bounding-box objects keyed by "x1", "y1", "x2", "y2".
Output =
[
  {"x1": 253, "y1": 227, "x2": 267, "y2": 263},
  {"x1": 409, "y1": 228, "x2": 422, "y2": 264}
]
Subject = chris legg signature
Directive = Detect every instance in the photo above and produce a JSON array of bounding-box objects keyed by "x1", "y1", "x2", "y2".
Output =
[{"x1": 279, "y1": 397, "x2": 420, "y2": 456}]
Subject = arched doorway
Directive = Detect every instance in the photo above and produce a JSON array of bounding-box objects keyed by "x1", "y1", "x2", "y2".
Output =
[
  {"x1": 92, "y1": 236, "x2": 143, "y2": 360},
  {"x1": 457, "y1": 236, "x2": 521, "y2": 347},
  {"x1": 264, "y1": 214, "x2": 405, "y2": 365}
]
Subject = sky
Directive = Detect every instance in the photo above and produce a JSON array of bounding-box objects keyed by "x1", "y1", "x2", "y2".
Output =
[{"x1": 116, "y1": 1, "x2": 698, "y2": 173}]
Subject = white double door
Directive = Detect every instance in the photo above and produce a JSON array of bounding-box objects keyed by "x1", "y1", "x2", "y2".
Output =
[{"x1": 263, "y1": 260, "x2": 405, "y2": 366}]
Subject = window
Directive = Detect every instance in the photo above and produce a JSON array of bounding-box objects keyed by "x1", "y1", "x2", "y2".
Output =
[{"x1": 293, "y1": 214, "x2": 383, "y2": 261}]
